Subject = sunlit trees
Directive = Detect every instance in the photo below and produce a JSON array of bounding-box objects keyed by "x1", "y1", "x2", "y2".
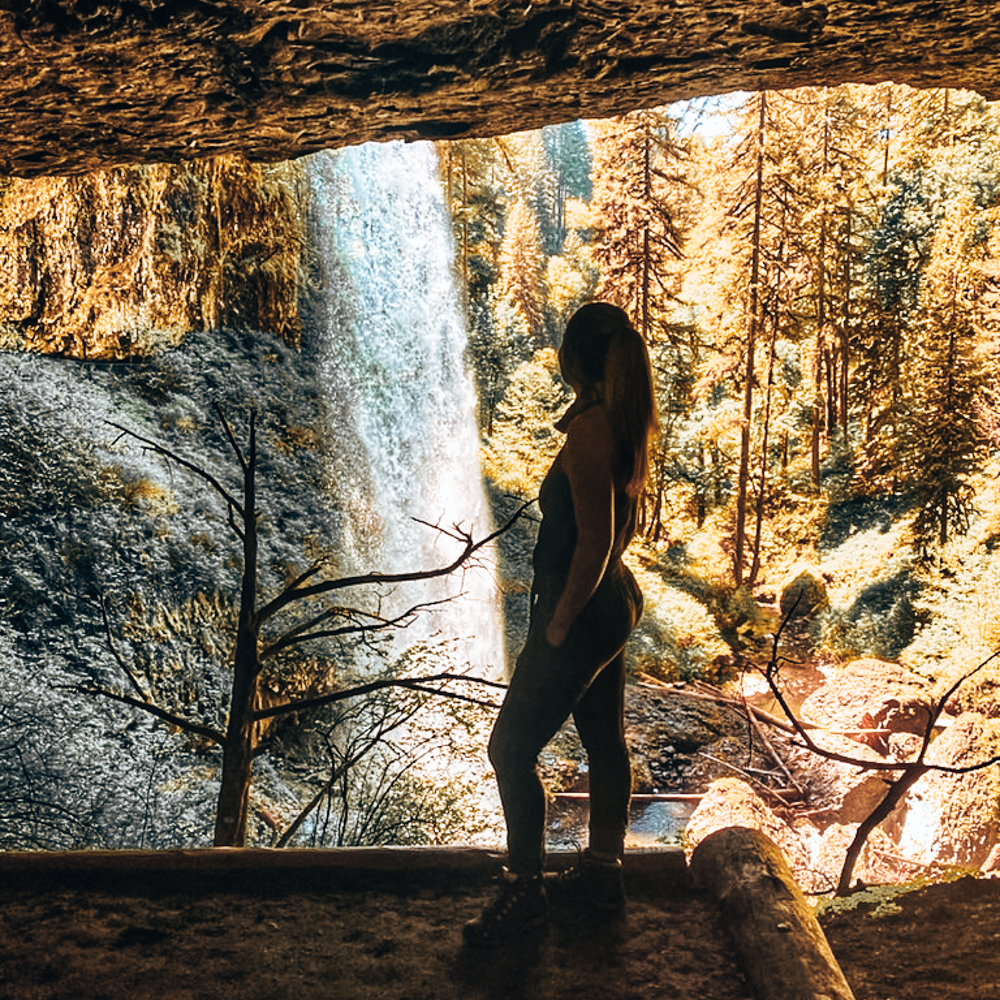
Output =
[
  {"x1": 445, "y1": 124, "x2": 595, "y2": 433},
  {"x1": 690, "y1": 91, "x2": 800, "y2": 586},
  {"x1": 901, "y1": 204, "x2": 995, "y2": 558},
  {"x1": 590, "y1": 108, "x2": 691, "y2": 341},
  {"x1": 499, "y1": 195, "x2": 548, "y2": 337},
  {"x1": 472, "y1": 82, "x2": 1000, "y2": 619},
  {"x1": 590, "y1": 107, "x2": 701, "y2": 541},
  {"x1": 853, "y1": 87, "x2": 1000, "y2": 494}
]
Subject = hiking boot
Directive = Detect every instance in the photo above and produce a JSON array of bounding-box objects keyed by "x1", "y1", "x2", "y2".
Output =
[
  {"x1": 579, "y1": 850, "x2": 625, "y2": 910},
  {"x1": 549, "y1": 849, "x2": 625, "y2": 911},
  {"x1": 462, "y1": 869, "x2": 548, "y2": 947}
]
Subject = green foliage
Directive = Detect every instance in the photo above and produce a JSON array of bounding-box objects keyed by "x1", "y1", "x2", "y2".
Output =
[
  {"x1": 482, "y1": 348, "x2": 571, "y2": 498},
  {"x1": 899, "y1": 204, "x2": 995, "y2": 558},
  {"x1": 0, "y1": 327, "x2": 345, "y2": 848},
  {"x1": 472, "y1": 85, "x2": 1000, "y2": 720},
  {"x1": 817, "y1": 568, "x2": 920, "y2": 661},
  {"x1": 444, "y1": 123, "x2": 599, "y2": 431}
]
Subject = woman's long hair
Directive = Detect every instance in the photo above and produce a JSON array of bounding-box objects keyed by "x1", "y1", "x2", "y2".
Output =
[{"x1": 562, "y1": 302, "x2": 658, "y2": 497}]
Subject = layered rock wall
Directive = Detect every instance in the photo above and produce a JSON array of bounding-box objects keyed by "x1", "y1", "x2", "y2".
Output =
[{"x1": 0, "y1": 156, "x2": 305, "y2": 357}]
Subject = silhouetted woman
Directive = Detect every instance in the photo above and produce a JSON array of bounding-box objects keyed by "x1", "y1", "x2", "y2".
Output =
[{"x1": 464, "y1": 302, "x2": 657, "y2": 947}]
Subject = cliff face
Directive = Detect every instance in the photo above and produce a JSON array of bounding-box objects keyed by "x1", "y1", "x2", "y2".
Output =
[
  {"x1": 0, "y1": 157, "x2": 305, "y2": 358},
  {"x1": 1, "y1": 1, "x2": 999, "y2": 178}
]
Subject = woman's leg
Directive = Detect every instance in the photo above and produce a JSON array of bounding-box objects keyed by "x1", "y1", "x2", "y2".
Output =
[
  {"x1": 488, "y1": 637, "x2": 584, "y2": 876},
  {"x1": 489, "y1": 565, "x2": 641, "y2": 876},
  {"x1": 572, "y1": 648, "x2": 630, "y2": 858},
  {"x1": 573, "y1": 566, "x2": 642, "y2": 860}
]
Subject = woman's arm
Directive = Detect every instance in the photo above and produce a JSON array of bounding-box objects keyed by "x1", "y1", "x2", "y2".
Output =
[{"x1": 545, "y1": 407, "x2": 616, "y2": 647}]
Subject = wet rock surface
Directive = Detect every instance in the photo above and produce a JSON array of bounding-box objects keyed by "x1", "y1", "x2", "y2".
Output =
[
  {"x1": 624, "y1": 685, "x2": 789, "y2": 797},
  {"x1": 800, "y1": 657, "x2": 935, "y2": 746},
  {"x1": 891, "y1": 712, "x2": 1000, "y2": 869},
  {"x1": 607, "y1": 661, "x2": 1000, "y2": 893},
  {"x1": 0, "y1": 158, "x2": 304, "y2": 356}
]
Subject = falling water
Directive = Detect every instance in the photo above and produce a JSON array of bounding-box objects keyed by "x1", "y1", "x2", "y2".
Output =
[
  {"x1": 306, "y1": 141, "x2": 503, "y2": 675},
  {"x1": 305, "y1": 141, "x2": 505, "y2": 845}
]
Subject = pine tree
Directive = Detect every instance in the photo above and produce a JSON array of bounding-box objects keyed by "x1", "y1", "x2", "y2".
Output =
[
  {"x1": 901, "y1": 202, "x2": 994, "y2": 559},
  {"x1": 590, "y1": 107, "x2": 699, "y2": 541},
  {"x1": 498, "y1": 195, "x2": 548, "y2": 339},
  {"x1": 853, "y1": 86, "x2": 1000, "y2": 493},
  {"x1": 590, "y1": 108, "x2": 690, "y2": 342}
]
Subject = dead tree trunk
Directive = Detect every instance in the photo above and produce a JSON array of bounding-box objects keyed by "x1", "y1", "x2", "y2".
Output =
[{"x1": 214, "y1": 412, "x2": 260, "y2": 847}]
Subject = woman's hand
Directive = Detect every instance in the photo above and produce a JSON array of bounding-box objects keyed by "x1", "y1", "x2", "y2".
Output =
[{"x1": 545, "y1": 618, "x2": 570, "y2": 648}]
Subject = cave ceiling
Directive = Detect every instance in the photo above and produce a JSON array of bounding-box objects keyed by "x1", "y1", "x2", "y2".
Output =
[{"x1": 2, "y1": 1, "x2": 999, "y2": 177}]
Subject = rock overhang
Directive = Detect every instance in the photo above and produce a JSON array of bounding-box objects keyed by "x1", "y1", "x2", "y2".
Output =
[{"x1": 1, "y1": 0, "x2": 998, "y2": 177}]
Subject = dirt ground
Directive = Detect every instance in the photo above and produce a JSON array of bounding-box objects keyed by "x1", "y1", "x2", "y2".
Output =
[{"x1": 1, "y1": 851, "x2": 998, "y2": 1000}]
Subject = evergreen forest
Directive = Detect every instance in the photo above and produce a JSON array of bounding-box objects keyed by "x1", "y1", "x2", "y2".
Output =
[{"x1": 458, "y1": 84, "x2": 1000, "y2": 689}]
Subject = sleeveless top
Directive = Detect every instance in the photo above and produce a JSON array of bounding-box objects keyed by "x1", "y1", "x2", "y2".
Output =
[{"x1": 532, "y1": 421, "x2": 638, "y2": 580}]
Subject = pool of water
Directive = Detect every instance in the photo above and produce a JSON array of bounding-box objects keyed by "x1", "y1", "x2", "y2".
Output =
[{"x1": 547, "y1": 797, "x2": 697, "y2": 851}]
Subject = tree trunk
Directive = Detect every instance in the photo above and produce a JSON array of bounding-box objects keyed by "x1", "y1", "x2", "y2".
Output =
[
  {"x1": 214, "y1": 416, "x2": 260, "y2": 848},
  {"x1": 691, "y1": 826, "x2": 856, "y2": 1000},
  {"x1": 840, "y1": 212, "x2": 851, "y2": 435},
  {"x1": 811, "y1": 117, "x2": 830, "y2": 486},
  {"x1": 748, "y1": 325, "x2": 778, "y2": 587},
  {"x1": 735, "y1": 93, "x2": 766, "y2": 588},
  {"x1": 213, "y1": 622, "x2": 259, "y2": 847}
]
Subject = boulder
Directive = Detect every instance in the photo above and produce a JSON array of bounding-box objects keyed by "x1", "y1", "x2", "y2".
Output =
[
  {"x1": 810, "y1": 823, "x2": 923, "y2": 893},
  {"x1": 892, "y1": 712, "x2": 1000, "y2": 869},
  {"x1": 780, "y1": 731, "x2": 900, "y2": 830},
  {"x1": 778, "y1": 564, "x2": 828, "y2": 619},
  {"x1": 799, "y1": 658, "x2": 934, "y2": 754}
]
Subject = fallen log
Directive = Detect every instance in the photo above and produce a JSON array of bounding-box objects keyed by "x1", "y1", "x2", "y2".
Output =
[{"x1": 690, "y1": 826, "x2": 855, "y2": 1000}]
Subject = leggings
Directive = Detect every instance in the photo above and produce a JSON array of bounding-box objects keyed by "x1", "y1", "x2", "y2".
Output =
[{"x1": 488, "y1": 561, "x2": 643, "y2": 876}]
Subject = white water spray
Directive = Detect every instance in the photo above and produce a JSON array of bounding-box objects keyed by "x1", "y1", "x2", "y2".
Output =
[
  {"x1": 307, "y1": 141, "x2": 503, "y2": 676},
  {"x1": 305, "y1": 141, "x2": 505, "y2": 845}
]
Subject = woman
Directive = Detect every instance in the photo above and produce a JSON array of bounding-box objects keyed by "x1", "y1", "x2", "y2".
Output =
[{"x1": 464, "y1": 302, "x2": 657, "y2": 947}]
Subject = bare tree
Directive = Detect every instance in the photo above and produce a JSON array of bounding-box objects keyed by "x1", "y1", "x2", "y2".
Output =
[
  {"x1": 758, "y1": 602, "x2": 1000, "y2": 895},
  {"x1": 79, "y1": 407, "x2": 525, "y2": 847}
]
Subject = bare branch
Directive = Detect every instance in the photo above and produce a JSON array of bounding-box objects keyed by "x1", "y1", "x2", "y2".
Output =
[
  {"x1": 99, "y1": 595, "x2": 148, "y2": 703},
  {"x1": 758, "y1": 599, "x2": 1000, "y2": 895},
  {"x1": 257, "y1": 498, "x2": 535, "y2": 624},
  {"x1": 227, "y1": 504, "x2": 246, "y2": 544},
  {"x1": 927, "y1": 649, "x2": 1000, "y2": 741},
  {"x1": 66, "y1": 685, "x2": 225, "y2": 745},
  {"x1": 105, "y1": 420, "x2": 245, "y2": 518},
  {"x1": 212, "y1": 402, "x2": 248, "y2": 475},
  {"x1": 400, "y1": 682, "x2": 501, "y2": 709},
  {"x1": 836, "y1": 764, "x2": 929, "y2": 896},
  {"x1": 274, "y1": 725, "x2": 412, "y2": 848},
  {"x1": 264, "y1": 561, "x2": 328, "y2": 613},
  {"x1": 259, "y1": 597, "x2": 455, "y2": 661},
  {"x1": 927, "y1": 753, "x2": 1000, "y2": 776},
  {"x1": 254, "y1": 672, "x2": 507, "y2": 722}
]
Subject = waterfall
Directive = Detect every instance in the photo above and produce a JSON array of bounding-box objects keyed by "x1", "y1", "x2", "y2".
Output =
[
  {"x1": 305, "y1": 139, "x2": 503, "y2": 678},
  {"x1": 304, "y1": 140, "x2": 505, "y2": 846}
]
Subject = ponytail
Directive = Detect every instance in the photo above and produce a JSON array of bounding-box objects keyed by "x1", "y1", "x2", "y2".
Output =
[{"x1": 562, "y1": 303, "x2": 658, "y2": 497}]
